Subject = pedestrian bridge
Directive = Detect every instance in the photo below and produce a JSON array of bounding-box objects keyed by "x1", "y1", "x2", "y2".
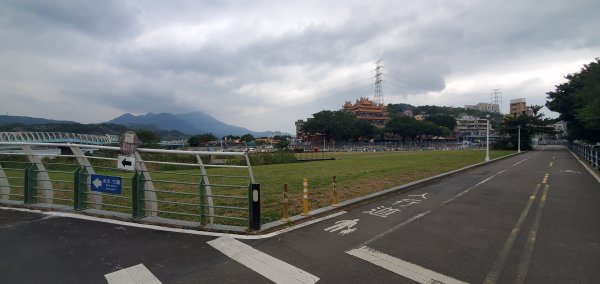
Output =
[{"x1": 0, "y1": 132, "x2": 117, "y2": 145}]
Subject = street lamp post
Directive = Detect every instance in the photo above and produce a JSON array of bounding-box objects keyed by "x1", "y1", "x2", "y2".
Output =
[
  {"x1": 518, "y1": 125, "x2": 521, "y2": 153},
  {"x1": 485, "y1": 114, "x2": 490, "y2": 161}
]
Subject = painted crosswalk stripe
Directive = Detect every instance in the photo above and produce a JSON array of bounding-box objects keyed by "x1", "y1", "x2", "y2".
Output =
[
  {"x1": 208, "y1": 236, "x2": 319, "y2": 284},
  {"x1": 347, "y1": 246, "x2": 468, "y2": 284},
  {"x1": 104, "y1": 263, "x2": 161, "y2": 284}
]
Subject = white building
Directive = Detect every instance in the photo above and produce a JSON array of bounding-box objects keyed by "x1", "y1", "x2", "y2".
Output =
[
  {"x1": 455, "y1": 115, "x2": 498, "y2": 142},
  {"x1": 465, "y1": 102, "x2": 500, "y2": 113}
]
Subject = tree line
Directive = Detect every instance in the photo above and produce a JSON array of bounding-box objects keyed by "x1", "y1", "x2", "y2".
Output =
[
  {"x1": 546, "y1": 58, "x2": 600, "y2": 144},
  {"x1": 301, "y1": 109, "x2": 457, "y2": 142}
]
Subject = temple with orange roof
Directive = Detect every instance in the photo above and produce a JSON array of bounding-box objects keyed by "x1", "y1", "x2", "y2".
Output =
[{"x1": 342, "y1": 97, "x2": 390, "y2": 128}]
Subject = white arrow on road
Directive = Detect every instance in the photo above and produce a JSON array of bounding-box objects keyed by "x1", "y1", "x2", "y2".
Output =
[{"x1": 92, "y1": 178, "x2": 102, "y2": 189}]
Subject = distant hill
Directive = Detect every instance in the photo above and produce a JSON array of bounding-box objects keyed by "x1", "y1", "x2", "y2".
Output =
[
  {"x1": 0, "y1": 113, "x2": 287, "y2": 137},
  {"x1": 0, "y1": 115, "x2": 76, "y2": 125},
  {"x1": 108, "y1": 111, "x2": 285, "y2": 137},
  {"x1": 109, "y1": 112, "x2": 197, "y2": 134}
]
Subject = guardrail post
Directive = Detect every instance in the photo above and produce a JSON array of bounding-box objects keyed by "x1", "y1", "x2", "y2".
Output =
[
  {"x1": 249, "y1": 183, "x2": 260, "y2": 230},
  {"x1": 24, "y1": 163, "x2": 36, "y2": 204},
  {"x1": 199, "y1": 176, "x2": 207, "y2": 225},
  {"x1": 131, "y1": 171, "x2": 144, "y2": 218},
  {"x1": 73, "y1": 167, "x2": 87, "y2": 210}
]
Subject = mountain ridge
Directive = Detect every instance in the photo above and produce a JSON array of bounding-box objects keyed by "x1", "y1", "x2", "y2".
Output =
[
  {"x1": 0, "y1": 112, "x2": 289, "y2": 137},
  {"x1": 107, "y1": 111, "x2": 285, "y2": 137},
  {"x1": 0, "y1": 115, "x2": 76, "y2": 125}
]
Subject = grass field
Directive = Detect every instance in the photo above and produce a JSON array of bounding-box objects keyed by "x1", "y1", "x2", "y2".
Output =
[
  {"x1": 252, "y1": 149, "x2": 514, "y2": 223},
  {"x1": 1, "y1": 149, "x2": 515, "y2": 225}
]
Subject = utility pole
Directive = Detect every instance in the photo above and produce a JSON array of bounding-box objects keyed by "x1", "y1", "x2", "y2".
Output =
[
  {"x1": 374, "y1": 59, "x2": 384, "y2": 106},
  {"x1": 485, "y1": 114, "x2": 490, "y2": 161}
]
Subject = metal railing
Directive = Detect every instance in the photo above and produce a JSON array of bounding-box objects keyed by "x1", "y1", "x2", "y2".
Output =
[
  {"x1": 0, "y1": 142, "x2": 260, "y2": 230},
  {"x1": 568, "y1": 143, "x2": 600, "y2": 169},
  {"x1": 0, "y1": 132, "x2": 117, "y2": 145}
]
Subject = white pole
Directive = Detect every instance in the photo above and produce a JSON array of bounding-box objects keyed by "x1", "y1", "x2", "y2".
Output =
[
  {"x1": 518, "y1": 125, "x2": 521, "y2": 153},
  {"x1": 485, "y1": 115, "x2": 490, "y2": 161}
]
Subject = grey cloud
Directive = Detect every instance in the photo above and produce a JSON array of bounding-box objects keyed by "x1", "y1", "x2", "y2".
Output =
[
  {"x1": 0, "y1": 0, "x2": 142, "y2": 39},
  {"x1": 1, "y1": 0, "x2": 599, "y2": 132}
]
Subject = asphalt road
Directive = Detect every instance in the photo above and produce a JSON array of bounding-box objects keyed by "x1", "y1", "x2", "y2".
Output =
[{"x1": 1, "y1": 145, "x2": 599, "y2": 283}]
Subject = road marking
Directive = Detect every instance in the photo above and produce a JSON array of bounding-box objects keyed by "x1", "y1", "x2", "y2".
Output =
[
  {"x1": 360, "y1": 211, "x2": 431, "y2": 247},
  {"x1": 207, "y1": 236, "x2": 319, "y2": 284},
  {"x1": 105, "y1": 263, "x2": 161, "y2": 284},
  {"x1": 515, "y1": 185, "x2": 549, "y2": 284},
  {"x1": 483, "y1": 184, "x2": 541, "y2": 284},
  {"x1": 324, "y1": 219, "x2": 359, "y2": 235},
  {"x1": 0, "y1": 206, "x2": 346, "y2": 240},
  {"x1": 549, "y1": 161, "x2": 553, "y2": 167},
  {"x1": 512, "y1": 157, "x2": 531, "y2": 167},
  {"x1": 346, "y1": 246, "x2": 468, "y2": 284},
  {"x1": 542, "y1": 174, "x2": 549, "y2": 184},
  {"x1": 443, "y1": 169, "x2": 506, "y2": 204}
]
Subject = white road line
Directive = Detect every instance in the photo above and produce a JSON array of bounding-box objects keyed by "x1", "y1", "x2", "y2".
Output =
[
  {"x1": 346, "y1": 246, "x2": 468, "y2": 284},
  {"x1": 0, "y1": 206, "x2": 346, "y2": 240},
  {"x1": 208, "y1": 236, "x2": 319, "y2": 284},
  {"x1": 361, "y1": 211, "x2": 431, "y2": 247},
  {"x1": 105, "y1": 263, "x2": 161, "y2": 284},
  {"x1": 512, "y1": 157, "x2": 531, "y2": 167},
  {"x1": 442, "y1": 164, "x2": 512, "y2": 204},
  {"x1": 443, "y1": 170, "x2": 503, "y2": 204}
]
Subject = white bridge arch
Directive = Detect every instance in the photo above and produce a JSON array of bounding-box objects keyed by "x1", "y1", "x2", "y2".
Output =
[{"x1": 0, "y1": 132, "x2": 117, "y2": 145}]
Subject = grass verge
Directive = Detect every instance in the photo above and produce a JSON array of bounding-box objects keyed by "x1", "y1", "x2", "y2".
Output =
[{"x1": 253, "y1": 150, "x2": 514, "y2": 223}]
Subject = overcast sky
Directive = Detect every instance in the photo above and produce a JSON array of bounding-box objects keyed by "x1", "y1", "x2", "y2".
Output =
[{"x1": 1, "y1": 0, "x2": 598, "y2": 133}]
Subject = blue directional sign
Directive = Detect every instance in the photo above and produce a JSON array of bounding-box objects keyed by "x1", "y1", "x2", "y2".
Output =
[{"x1": 90, "y1": 174, "x2": 122, "y2": 194}]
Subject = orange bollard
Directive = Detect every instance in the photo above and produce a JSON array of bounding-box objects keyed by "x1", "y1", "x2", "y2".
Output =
[{"x1": 302, "y1": 178, "x2": 309, "y2": 216}]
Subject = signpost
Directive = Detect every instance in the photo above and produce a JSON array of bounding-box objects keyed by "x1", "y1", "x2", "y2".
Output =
[
  {"x1": 90, "y1": 174, "x2": 122, "y2": 194},
  {"x1": 117, "y1": 155, "x2": 136, "y2": 171}
]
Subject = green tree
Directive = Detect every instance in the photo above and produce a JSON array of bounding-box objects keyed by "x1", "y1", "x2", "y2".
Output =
[
  {"x1": 303, "y1": 110, "x2": 372, "y2": 142},
  {"x1": 546, "y1": 58, "x2": 600, "y2": 143},
  {"x1": 240, "y1": 134, "x2": 255, "y2": 142},
  {"x1": 385, "y1": 116, "x2": 419, "y2": 141},
  {"x1": 188, "y1": 133, "x2": 217, "y2": 147},
  {"x1": 498, "y1": 105, "x2": 555, "y2": 150},
  {"x1": 136, "y1": 129, "x2": 161, "y2": 146},
  {"x1": 274, "y1": 139, "x2": 290, "y2": 151},
  {"x1": 425, "y1": 114, "x2": 457, "y2": 132},
  {"x1": 419, "y1": 121, "x2": 443, "y2": 138}
]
